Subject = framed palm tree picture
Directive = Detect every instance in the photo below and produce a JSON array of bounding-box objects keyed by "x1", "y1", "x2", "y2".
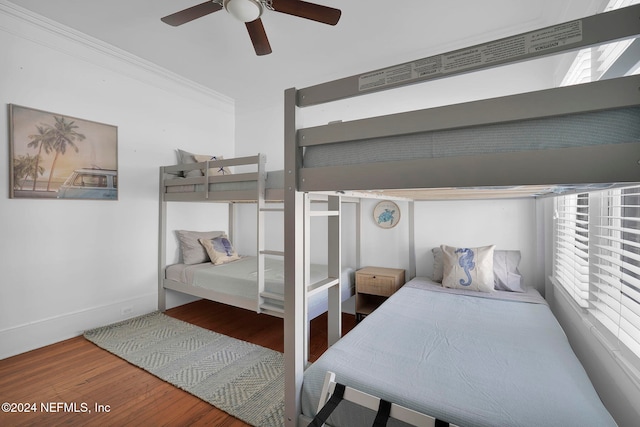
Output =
[{"x1": 9, "y1": 104, "x2": 118, "y2": 200}]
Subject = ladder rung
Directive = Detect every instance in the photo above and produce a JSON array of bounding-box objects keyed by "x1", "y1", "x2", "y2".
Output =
[
  {"x1": 260, "y1": 303, "x2": 285, "y2": 318},
  {"x1": 309, "y1": 210, "x2": 339, "y2": 217},
  {"x1": 260, "y1": 207, "x2": 284, "y2": 212},
  {"x1": 261, "y1": 291, "x2": 284, "y2": 301},
  {"x1": 307, "y1": 194, "x2": 342, "y2": 202},
  {"x1": 307, "y1": 277, "x2": 339, "y2": 296},
  {"x1": 260, "y1": 250, "x2": 285, "y2": 256}
]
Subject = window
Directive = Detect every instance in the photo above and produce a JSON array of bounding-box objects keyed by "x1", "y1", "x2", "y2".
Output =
[
  {"x1": 560, "y1": 0, "x2": 640, "y2": 87},
  {"x1": 73, "y1": 173, "x2": 107, "y2": 187},
  {"x1": 553, "y1": 185, "x2": 640, "y2": 363}
]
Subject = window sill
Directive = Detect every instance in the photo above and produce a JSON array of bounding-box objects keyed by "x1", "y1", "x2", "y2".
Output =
[{"x1": 550, "y1": 276, "x2": 640, "y2": 392}]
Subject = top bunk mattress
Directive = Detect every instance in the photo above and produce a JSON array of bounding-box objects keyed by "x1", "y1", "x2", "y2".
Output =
[
  {"x1": 295, "y1": 75, "x2": 640, "y2": 194},
  {"x1": 303, "y1": 106, "x2": 640, "y2": 168},
  {"x1": 301, "y1": 277, "x2": 615, "y2": 427}
]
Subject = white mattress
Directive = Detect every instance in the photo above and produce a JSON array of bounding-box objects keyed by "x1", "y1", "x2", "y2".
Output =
[{"x1": 301, "y1": 278, "x2": 616, "y2": 427}]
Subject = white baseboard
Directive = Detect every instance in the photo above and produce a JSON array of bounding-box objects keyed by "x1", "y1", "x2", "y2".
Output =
[{"x1": 0, "y1": 293, "x2": 157, "y2": 360}]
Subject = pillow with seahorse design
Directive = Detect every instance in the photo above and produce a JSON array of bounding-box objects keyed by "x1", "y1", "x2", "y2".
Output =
[{"x1": 441, "y1": 244, "x2": 495, "y2": 293}]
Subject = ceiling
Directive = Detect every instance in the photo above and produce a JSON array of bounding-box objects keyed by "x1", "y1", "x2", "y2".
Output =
[{"x1": 6, "y1": 0, "x2": 599, "y2": 106}]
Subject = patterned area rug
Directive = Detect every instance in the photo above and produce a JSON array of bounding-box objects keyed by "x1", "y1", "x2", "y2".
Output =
[{"x1": 84, "y1": 312, "x2": 284, "y2": 427}]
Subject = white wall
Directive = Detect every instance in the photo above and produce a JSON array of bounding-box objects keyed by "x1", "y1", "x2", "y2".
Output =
[
  {"x1": 347, "y1": 198, "x2": 538, "y2": 290},
  {"x1": 0, "y1": 4, "x2": 234, "y2": 359},
  {"x1": 414, "y1": 198, "x2": 540, "y2": 290}
]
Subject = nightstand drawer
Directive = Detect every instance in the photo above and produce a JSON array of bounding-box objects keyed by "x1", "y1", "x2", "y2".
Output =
[
  {"x1": 356, "y1": 274, "x2": 398, "y2": 296},
  {"x1": 355, "y1": 267, "x2": 405, "y2": 322}
]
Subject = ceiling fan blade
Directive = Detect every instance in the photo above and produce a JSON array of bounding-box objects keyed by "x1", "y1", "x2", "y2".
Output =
[
  {"x1": 246, "y1": 19, "x2": 272, "y2": 56},
  {"x1": 161, "y1": 1, "x2": 223, "y2": 26},
  {"x1": 271, "y1": 0, "x2": 341, "y2": 26}
]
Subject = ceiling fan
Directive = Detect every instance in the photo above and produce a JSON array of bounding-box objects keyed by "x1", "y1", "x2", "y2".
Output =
[{"x1": 161, "y1": 0, "x2": 341, "y2": 56}]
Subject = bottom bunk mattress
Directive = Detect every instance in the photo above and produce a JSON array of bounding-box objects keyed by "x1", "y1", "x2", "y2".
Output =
[
  {"x1": 301, "y1": 277, "x2": 615, "y2": 427},
  {"x1": 166, "y1": 256, "x2": 354, "y2": 319}
]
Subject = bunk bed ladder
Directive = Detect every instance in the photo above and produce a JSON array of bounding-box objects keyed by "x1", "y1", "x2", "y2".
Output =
[
  {"x1": 259, "y1": 227, "x2": 286, "y2": 317},
  {"x1": 304, "y1": 193, "x2": 342, "y2": 357},
  {"x1": 255, "y1": 154, "x2": 286, "y2": 317}
]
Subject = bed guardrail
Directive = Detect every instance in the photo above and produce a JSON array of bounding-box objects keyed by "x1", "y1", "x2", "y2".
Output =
[
  {"x1": 313, "y1": 371, "x2": 459, "y2": 427},
  {"x1": 161, "y1": 154, "x2": 267, "y2": 202}
]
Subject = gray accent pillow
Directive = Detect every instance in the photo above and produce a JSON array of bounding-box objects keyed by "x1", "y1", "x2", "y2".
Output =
[
  {"x1": 176, "y1": 230, "x2": 225, "y2": 264},
  {"x1": 176, "y1": 149, "x2": 203, "y2": 178},
  {"x1": 493, "y1": 250, "x2": 525, "y2": 292},
  {"x1": 432, "y1": 247, "x2": 524, "y2": 292},
  {"x1": 432, "y1": 247, "x2": 444, "y2": 282}
]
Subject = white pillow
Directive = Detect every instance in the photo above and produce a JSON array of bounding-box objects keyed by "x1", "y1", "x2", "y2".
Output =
[
  {"x1": 441, "y1": 244, "x2": 495, "y2": 293},
  {"x1": 176, "y1": 230, "x2": 226, "y2": 264},
  {"x1": 199, "y1": 236, "x2": 240, "y2": 265}
]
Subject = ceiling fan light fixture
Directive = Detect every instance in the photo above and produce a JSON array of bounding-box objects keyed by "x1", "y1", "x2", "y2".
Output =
[{"x1": 223, "y1": 0, "x2": 263, "y2": 23}]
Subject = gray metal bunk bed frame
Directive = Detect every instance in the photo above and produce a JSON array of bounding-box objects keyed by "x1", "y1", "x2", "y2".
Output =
[
  {"x1": 284, "y1": 4, "x2": 640, "y2": 426},
  {"x1": 158, "y1": 154, "x2": 287, "y2": 316},
  {"x1": 158, "y1": 154, "x2": 364, "y2": 324}
]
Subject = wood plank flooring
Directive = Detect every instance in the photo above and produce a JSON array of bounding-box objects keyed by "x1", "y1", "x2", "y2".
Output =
[{"x1": 0, "y1": 299, "x2": 356, "y2": 426}]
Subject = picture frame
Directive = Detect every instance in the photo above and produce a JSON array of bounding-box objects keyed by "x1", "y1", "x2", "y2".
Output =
[
  {"x1": 9, "y1": 104, "x2": 118, "y2": 200},
  {"x1": 373, "y1": 200, "x2": 400, "y2": 228}
]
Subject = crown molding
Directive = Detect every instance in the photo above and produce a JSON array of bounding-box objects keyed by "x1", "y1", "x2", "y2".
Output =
[{"x1": 0, "y1": 0, "x2": 234, "y2": 110}]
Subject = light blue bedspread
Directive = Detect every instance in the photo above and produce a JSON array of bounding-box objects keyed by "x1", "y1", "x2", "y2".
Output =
[
  {"x1": 187, "y1": 257, "x2": 353, "y2": 320},
  {"x1": 301, "y1": 278, "x2": 616, "y2": 427}
]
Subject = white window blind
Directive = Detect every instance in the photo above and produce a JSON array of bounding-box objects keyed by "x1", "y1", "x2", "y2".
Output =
[
  {"x1": 553, "y1": 185, "x2": 640, "y2": 362},
  {"x1": 554, "y1": 193, "x2": 590, "y2": 307},
  {"x1": 591, "y1": 187, "x2": 640, "y2": 359},
  {"x1": 560, "y1": 0, "x2": 640, "y2": 87}
]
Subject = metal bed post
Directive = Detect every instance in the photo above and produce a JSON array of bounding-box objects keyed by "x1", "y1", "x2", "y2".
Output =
[
  {"x1": 158, "y1": 166, "x2": 167, "y2": 311},
  {"x1": 355, "y1": 200, "x2": 361, "y2": 270},
  {"x1": 303, "y1": 193, "x2": 311, "y2": 361},
  {"x1": 408, "y1": 200, "x2": 416, "y2": 280},
  {"x1": 256, "y1": 153, "x2": 266, "y2": 313},
  {"x1": 284, "y1": 87, "x2": 305, "y2": 427},
  {"x1": 228, "y1": 203, "x2": 235, "y2": 246},
  {"x1": 326, "y1": 194, "x2": 342, "y2": 346}
]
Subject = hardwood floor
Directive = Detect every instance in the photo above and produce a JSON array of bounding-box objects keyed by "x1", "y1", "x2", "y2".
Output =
[{"x1": 0, "y1": 300, "x2": 356, "y2": 426}]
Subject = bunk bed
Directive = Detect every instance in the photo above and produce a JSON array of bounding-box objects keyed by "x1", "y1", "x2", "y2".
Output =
[
  {"x1": 158, "y1": 153, "x2": 354, "y2": 320},
  {"x1": 284, "y1": 4, "x2": 640, "y2": 427}
]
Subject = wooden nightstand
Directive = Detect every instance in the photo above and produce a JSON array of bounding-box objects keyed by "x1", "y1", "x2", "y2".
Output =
[{"x1": 355, "y1": 266, "x2": 405, "y2": 322}]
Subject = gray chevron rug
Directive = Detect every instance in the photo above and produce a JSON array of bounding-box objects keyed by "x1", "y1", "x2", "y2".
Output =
[{"x1": 84, "y1": 311, "x2": 284, "y2": 427}]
